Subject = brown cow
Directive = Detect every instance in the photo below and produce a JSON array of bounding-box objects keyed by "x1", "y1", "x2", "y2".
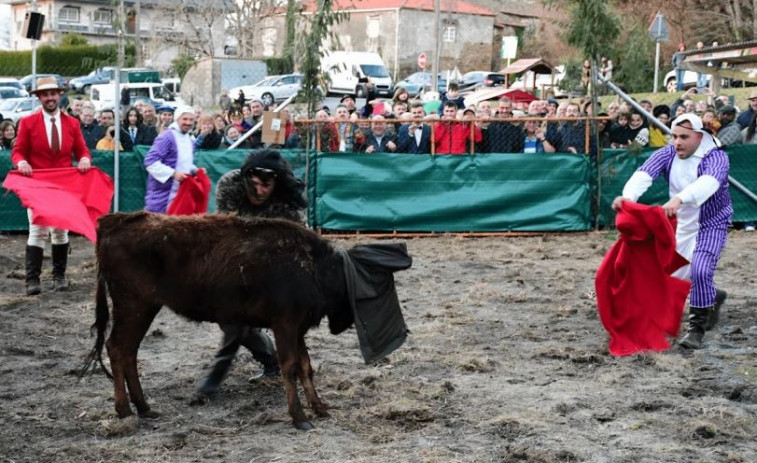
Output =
[{"x1": 83, "y1": 212, "x2": 359, "y2": 430}]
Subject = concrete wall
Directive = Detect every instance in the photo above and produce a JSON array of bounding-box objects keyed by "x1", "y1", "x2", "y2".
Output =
[
  {"x1": 397, "y1": 9, "x2": 494, "y2": 78},
  {"x1": 181, "y1": 58, "x2": 267, "y2": 109}
]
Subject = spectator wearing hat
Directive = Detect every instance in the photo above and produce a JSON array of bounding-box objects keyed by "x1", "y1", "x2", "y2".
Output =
[
  {"x1": 340, "y1": 94, "x2": 357, "y2": 115},
  {"x1": 10, "y1": 76, "x2": 92, "y2": 295},
  {"x1": 144, "y1": 106, "x2": 204, "y2": 213},
  {"x1": 736, "y1": 89, "x2": 757, "y2": 128},
  {"x1": 156, "y1": 106, "x2": 175, "y2": 135},
  {"x1": 716, "y1": 105, "x2": 740, "y2": 147},
  {"x1": 227, "y1": 108, "x2": 252, "y2": 135}
]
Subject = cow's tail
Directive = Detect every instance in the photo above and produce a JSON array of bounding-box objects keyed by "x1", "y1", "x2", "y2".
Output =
[{"x1": 80, "y1": 265, "x2": 113, "y2": 380}]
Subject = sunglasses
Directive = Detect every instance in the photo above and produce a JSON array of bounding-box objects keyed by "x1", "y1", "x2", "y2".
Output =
[{"x1": 250, "y1": 167, "x2": 278, "y2": 181}]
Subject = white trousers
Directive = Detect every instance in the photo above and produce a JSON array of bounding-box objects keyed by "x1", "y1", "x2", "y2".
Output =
[{"x1": 27, "y1": 209, "x2": 68, "y2": 249}]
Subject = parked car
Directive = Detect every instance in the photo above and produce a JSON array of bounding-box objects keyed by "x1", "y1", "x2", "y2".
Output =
[
  {"x1": 321, "y1": 51, "x2": 394, "y2": 98},
  {"x1": 0, "y1": 87, "x2": 29, "y2": 100},
  {"x1": 0, "y1": 77, "x2": 27, "y2": 92},
  {"x1": 18, "y1": 74, "x2": 68, "y2": 92},
  {"x1": 394, "y1": 72, "x2": 448, "y2": 97},
  {"x1": 664, "y1": 69, "x2": 712, "y2": 93},
  {"x1": 0, "y1": 97, "x2": 41, "y2": 122},
  {"x1": 228, "y1": 74, "x2": 304, "y2": 107},
  {"x1": 458, "y1": 71, "x2": 506, "y2": 94},
  {"x1": 69, "y1": 67, "x2": 115, "y2": 94}
]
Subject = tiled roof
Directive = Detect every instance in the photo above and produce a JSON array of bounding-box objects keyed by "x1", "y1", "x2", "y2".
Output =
[{"x1": 301, "y1": 0, "x2": 495, "y2": 17}]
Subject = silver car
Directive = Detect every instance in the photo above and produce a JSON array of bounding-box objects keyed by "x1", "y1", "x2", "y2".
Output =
[
  {"x1": 228, "y1": 74, "x2": 303, "y2": 107},
  {"x1": 0, "y1": 97, "x2": 42, "y2": 123}
]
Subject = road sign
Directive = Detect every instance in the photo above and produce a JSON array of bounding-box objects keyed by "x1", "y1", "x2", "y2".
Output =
[
  {"x1": 648, "y1": 12, "x2": 669, "y2": 42},
  {"x1": 418, "y1": 52, "x2": 427, "y2": 69},
  {"x1": 501, "y1": 36, "x2": 518, "y2": 59}
]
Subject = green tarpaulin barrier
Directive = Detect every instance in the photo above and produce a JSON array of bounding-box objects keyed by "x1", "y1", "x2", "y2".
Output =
[
  {"x1": 2, "y1": 146, "x2": 756, "y2": 233},
  {"x1": 311, "y1": 153, "x2": 592, "y2": 232}
]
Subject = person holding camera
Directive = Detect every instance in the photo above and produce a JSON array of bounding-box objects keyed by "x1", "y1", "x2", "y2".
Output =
[{"x1": 95, "y1": 124, "x2": 123, "y2": 151}]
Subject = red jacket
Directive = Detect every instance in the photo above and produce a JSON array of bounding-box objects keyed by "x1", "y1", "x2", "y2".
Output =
[
  {"x1": 595, "y1": 202, "x2": 691, "y2": 356},
  {"x1": 434, "y1": 120, "x2": 482, "y2": 154},
  {"x1": 11, "y1": 111, "x2": 90, "y2": 169}
]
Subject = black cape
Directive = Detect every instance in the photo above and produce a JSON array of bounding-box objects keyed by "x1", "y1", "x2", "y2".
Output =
[{"x1": 340, "y1": 243, "x2": 412, "y2": 363}]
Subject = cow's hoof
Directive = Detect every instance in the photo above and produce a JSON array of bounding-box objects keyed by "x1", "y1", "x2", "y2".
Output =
[
  {"x1": 294, "y1": 420, "x2": 315, "y2": 431},
  {"x1": 139, "y1": 410, "x2": 161, "y2": 420},
  {"x1": 189, "y1": 394, "x2": 209, "y2": 406},
  {"x1": 314, "y1": 407, "x2": 330, "y2": 418}
]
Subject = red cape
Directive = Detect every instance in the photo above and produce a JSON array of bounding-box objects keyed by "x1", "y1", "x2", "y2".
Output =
[
  {"x1": 595, "y1": 202, "x2": 691, "y2": 356},
  {"x1": 2, "y1": 167, "x2": 114, "y2": 243},
  {"x1": 166, "y1": 170, "x2": 211, "y2": 216}
]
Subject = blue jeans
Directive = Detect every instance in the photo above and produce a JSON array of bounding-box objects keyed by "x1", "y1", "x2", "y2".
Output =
[
  {"x1": 697, "y1": 73, "x2": 707, "y2": 91},
  {"x1": 675, "y1": 69, "x2": 685, "y2": 91}
]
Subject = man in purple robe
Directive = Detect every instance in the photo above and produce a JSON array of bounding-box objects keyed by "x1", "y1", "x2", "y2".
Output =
[{"x1": 612, "y1": 113, "x2": 732, "y2": 349}]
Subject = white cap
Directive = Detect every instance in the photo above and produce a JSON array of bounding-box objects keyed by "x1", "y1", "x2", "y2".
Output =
[
  {"x1": 174, "y1": 105, "x2": 195, "y2": 120},
  {"x1": 672, "y1": 113, "x2": 721, "y2": 148}
]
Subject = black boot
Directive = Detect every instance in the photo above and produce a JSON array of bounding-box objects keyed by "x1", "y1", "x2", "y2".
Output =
[
  {"x1": 25, "y1": 245, "x2": 44, "y2": 296},
  {"x1": 679, "y1": 306, "x2": 710, "y2": 349},
  {"x1": 196, "y1": 355, "x2": 234, "y2": 398},
  {"x1": 51, "y1": 243, "x2": 70, "y2": 291},
  {"x1": 705, "y1": 290, "x2": 727, "y2": 331}
]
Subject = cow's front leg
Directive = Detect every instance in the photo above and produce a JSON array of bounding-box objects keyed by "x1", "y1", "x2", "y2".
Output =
[{"x1": 297, "y1": 337, "x2": 329, "y2": 418}]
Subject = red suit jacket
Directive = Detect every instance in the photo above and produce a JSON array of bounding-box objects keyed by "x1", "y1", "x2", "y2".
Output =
[{"x1": 11, "y1": 111, "x2": 91, "y2": 169}]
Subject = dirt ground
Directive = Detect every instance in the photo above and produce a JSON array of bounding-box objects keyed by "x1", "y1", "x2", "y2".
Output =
[{"x1": 1, "y1": 230, "x2": 755, "y2": 463}]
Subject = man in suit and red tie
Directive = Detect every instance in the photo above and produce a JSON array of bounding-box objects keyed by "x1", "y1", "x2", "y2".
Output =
[{"x1": 11, "y1": 76, "x2": 92, "y2": 296}]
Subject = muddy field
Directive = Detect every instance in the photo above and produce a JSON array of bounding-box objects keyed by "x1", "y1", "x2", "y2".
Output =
[{"x1": 0, "y1": 231, "x2": 755, "y2": 463}]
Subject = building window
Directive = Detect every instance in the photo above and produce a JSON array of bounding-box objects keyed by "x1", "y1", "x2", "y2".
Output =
[
  {"x1": 93, "y1": 9, "x2": 112, "y2": 25},
  {"x1": 59, "y1": 6, "x2": 80, "y2": 23},
  {"x1": 262, "y1": 28, "x2": 277, "y2": 57},
  {"x1": 443, "y1": 25, "x2": 456, "y2": 43}
]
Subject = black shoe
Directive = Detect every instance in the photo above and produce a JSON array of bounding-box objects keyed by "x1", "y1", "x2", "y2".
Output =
[
  {"x1": 250, "y1": 362, "x2": 280, "y2": 381},
  {"x1": 26, "y1": 279, "x2": 41, "y2": 296},
  {"x1": 679, "y1": 306, "x2": 710, "y2": 349},
  {"x1": 705, "y1": 290, "x2": 727, "y2": 331}
]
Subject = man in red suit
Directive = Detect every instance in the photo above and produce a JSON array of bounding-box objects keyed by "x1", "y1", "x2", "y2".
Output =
[{"x1": 11, "y1": 76, "x2": 92, "y2": 296}]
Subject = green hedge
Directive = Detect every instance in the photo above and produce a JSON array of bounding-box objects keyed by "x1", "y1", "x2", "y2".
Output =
[{"x1": 0, "y1": 45, "x2": 136, "y2": 77}]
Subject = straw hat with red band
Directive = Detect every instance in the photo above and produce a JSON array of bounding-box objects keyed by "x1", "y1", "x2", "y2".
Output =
[{"x1": 30, "y1": 76, "x2": 67, "y2": 95}]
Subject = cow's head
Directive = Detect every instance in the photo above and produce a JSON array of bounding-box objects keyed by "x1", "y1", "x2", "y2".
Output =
[{"x1": 315, "y1": 247, "x2": 354, "y2": 335}]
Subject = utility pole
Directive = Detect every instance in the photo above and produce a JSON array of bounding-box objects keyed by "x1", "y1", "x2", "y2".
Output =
[
  {"x1": 113, "y1": 0, "x2": 126, "y2": 212},
  {"x1": 135, "y1": 0, "x2": 142, "y2": 66},
  {"x1": 31, "y1": 0, "x2": 37, "y2": 90},
  {"x1": 431, "y1": 0, "x2": 441, "y2": 95}
]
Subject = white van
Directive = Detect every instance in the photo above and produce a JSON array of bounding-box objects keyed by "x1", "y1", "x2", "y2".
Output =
[
  {"x1": 89, "y1": 82, "x2": 185, "y2": 111},
  {"x1": 321, "y1": 51, "x2": 394, "y2": 98}
]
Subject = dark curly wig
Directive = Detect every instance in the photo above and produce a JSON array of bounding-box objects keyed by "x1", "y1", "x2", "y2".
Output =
[{"x1": 240, "y1": 149, "x2": 307, "y2": 210}]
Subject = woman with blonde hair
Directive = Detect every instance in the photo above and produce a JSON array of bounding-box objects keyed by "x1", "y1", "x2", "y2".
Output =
[{"x1": 194, "y1": 114, "x2": 223, "y2": 149}]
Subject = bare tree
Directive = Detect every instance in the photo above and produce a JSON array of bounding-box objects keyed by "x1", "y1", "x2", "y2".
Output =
[
  {"x1": 152, "y1": 0, "x2": 228, "y2": 58},
  {"x1": 226, "y1": 0, "x2": 284, "y2": 59}
]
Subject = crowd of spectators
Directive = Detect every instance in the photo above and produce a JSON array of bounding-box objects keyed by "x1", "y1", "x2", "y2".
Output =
[{"x1": 4, "y1": 83, "x2": 757, "y2": 158}]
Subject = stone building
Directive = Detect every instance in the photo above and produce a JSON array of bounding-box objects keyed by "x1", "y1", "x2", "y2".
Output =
[
  {"x1": 6, "y1": 0, "x2": 226, "y2": 70},
  {"x1": 256, "y1": 0, "x2": 497, "y2": 79}
]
